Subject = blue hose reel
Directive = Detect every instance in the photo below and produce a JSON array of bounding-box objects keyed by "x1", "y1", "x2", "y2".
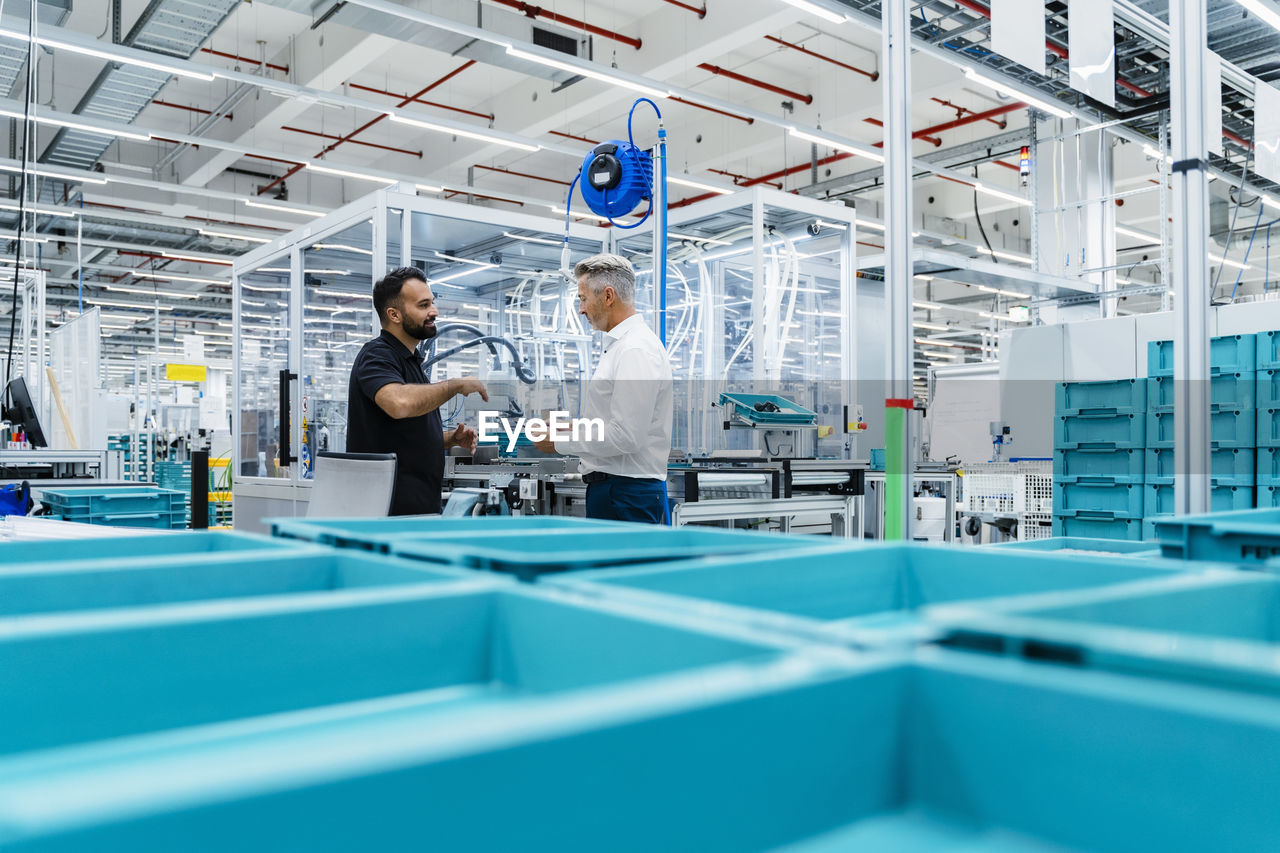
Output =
[{"x1": 578, "y1": 141, "x2": 653, "y2": 220}]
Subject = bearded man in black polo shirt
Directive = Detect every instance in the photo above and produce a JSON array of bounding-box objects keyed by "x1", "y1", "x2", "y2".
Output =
[{"x1": 347, "y1": 266, "x2": 489, "y2": 515}]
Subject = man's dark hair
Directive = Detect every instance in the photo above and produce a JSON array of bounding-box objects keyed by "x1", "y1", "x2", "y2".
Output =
[{"x1": 372, "y1": 266, "x2": 426, "y2": 324}]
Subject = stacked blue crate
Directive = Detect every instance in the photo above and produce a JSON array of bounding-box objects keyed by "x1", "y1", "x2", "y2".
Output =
[
  {"x1": 1258, "y1": 333, "x2": 1280, "y2": 506},
  {"x1": 1052, "y1": 380, "x2": 1146, "y2": 540},
  {"x1": 1143, "y1": 334, "x2": 1258, "y2": 538}
]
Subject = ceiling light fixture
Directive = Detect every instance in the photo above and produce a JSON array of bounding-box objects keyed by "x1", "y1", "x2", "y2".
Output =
[
  {"x1": 505, "y1": 46, "x2": 671, "y2": 101},
  {"x1": 103, "y1": 284, "x2": 199, "y2": 299},
  {"x1": 0, "y1": 163, "x2": 107, "y2": 185},
  {"x1": 788, "y1": 127, "x2": 884, "y2": 162},
  {"x1": 131, "y1": 271, "x2": 227, "y2": 285},
  {"x1": 243, "y1": 199, "x2": 326, "y2": 218},
  {"x1": 962, "y1": 68, "x2": 1073, "y2": 119},
  {"x1": 667, "y1": 175, "x2": 734, "y2": 195},
  {"x1": 0, "y1": 108, "x2": 151, "y2": 142},
  {"x1": 389, "y1": 112, "x2": 540, "y2": 153},
  {"x1": 306, "y1": 162, "x2": 397, "y2": 184},
  {"x1": 1232, "y1": 0, "x2": 1280, "y2": 32},
  {"x1": 199, "y1": 228, "x2": 272, "y2": 244},
  {"x1": 0, "y1": 28, "x2": 216, "y2": 82},
  {"x1": 503, "y1": 231, "x2": 563, "y2": 247},
  {"x1": 779, "y1": 0, "x2": 848, "y2": 24}
]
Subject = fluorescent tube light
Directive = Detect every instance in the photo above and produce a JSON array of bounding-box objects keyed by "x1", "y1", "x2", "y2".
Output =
[
  {"x1": 505, "y1": 46, "x2": 671, "y2": 101},
  {"x1": 963, "y1": 68, "x2": 1072, "y2": 119},
  {"x1": 389, "y1": 112, "x2": 540, "y2": 153}
]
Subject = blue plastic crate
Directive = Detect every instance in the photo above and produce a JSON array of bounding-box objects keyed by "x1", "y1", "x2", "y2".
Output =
[
  {"x1": 1053, "y1": 411, "x2": 1145, "y2": 449},
  {"x1": 1051, "y1": 513, "x2": 1145, "y2": 540},
  {"x1": 269, "y1": 516, "x2": 634, "y2": 552},
  {"x1": 1143, "y1": 518, "x2": 1161, "y2": 541},
  {"x1": 1147, "y1": 373, "x2": 1255, "y2": 413},
  {"x1": 1146, "y1": 447, "x2": 1255, "y2": 485},
  {"x1": 0, "y1": 582, "x2": 795, "y2": 759},
  {"x1": 1143, "y1": 483, "x2": 1254, "y2": 518},
  {"x1": 932, "y1": 572, "x2": 1280, "y2": 696},
  {"x1": 987, "y1": 537, "x2": 1162, "y2": 557},
  {"x1": 1147, "y1": 409, "x2": 1255, "y2": 449},
  {"x1": 1259, "y1": 485, "x2": 1280, "y2": 507},
  {"x1": 1148, "y1": 334, "x2": 1256, "y2": 377},
  {"x1": 869, "y1": 448, "x2": 885, "y2": 471},
  {"x1": 1258, "y1": 408, "x2": 1280, "y2": 447},
  {"x1": 1053, "y1": 478, "x2": 1144, "y2": 518},
  {"x1": 40, "y1": 486, "x2": 188, "y2": 530},
  {"x1": 0, "y1": 549, "x2": 471, "y2": 617},
  {"x1": 4, "y1": 647, "x2": 1280, "y2": 851},
  {"x1": 1258, "y1": 330, "x2": 1280, "y2": 370},
  {"x1": 1054, "y1": 379, "x2": 1146, "y2": 415},
  {"x1": 388, "y1": 527, "x2": 825, "y2": 581},
  {"x1": 1258, "y1": 369, "x2": 1280, "y2": 409},
  {"x1": 0, "y1": 530, "x2": 298, "y2": 565},
  {"x1": 1053, "y1": 446, "x2": 1144, "y2": 480},
  {"x1": 1154, "y1": 507, "x2": 1280, "y2": 563},
  {"x1": 545, "y1": 542, "x2": 1174, "y2": 648}
]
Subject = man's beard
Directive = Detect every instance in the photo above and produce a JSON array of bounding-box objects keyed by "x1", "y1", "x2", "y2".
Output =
[{"x1": 403, "y1": 317, "x2": 437, "y2": 340}]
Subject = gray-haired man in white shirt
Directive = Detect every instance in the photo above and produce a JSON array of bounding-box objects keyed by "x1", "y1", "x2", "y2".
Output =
[{"x1": 532, "y1": 253, "x2": 674, "y2": 523}]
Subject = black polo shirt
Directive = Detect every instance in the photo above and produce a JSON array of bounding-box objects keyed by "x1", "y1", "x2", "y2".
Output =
[{"x1": 346, "y1": 329, "x2": 444, "y2": 515}]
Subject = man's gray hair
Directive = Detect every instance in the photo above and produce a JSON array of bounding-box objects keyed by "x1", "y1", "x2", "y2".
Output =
[{"x1": 574, "y1": 253, "x2": 635, "y2": 305}]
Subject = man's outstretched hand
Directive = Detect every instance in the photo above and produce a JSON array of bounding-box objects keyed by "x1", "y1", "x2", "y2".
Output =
[{"x1": 446, "y1": 423, "x2": 478, "y2": 453}]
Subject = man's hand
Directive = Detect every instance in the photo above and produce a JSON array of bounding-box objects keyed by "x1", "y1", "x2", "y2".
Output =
[
  {"x1": 456, "y1": 376, "x2": 489, "y2": 402},
  {"x1": 446, "y1": 423, "x2": 478, "y2": 453},
  {"x1": 532, "y1": 436, "x2": 557, "y2": 454}
]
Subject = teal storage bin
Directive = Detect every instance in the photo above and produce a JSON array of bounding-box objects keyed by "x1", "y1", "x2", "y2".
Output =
[
  {"x1": 1147, "y1": 408, "x2": 1254, "y2": 448},
  {"x1": 0, "y1": 582, "x2": 804, "y2": 758},
  {"x1": 1258, "y1": 329, "x2": 1280, "y2": 370},
  {"x1": 988, "y1": 537, "x2": 1162, "y2": 557},
  {"x1": 1143, "y1": 483, "x2": 1254, "y2": 518},
  {"x1": 269, "y1": 515, "x2": 629, "y2": 552},
  {"x1": 1258, "y1": 447, "x2": 1280, "y2": 485},
  {"x1": 39, "y1": 486, "x2": 187, "y2": 530},
  {"x1": 716, "y1": 392, "x2": 816, "y2": 425},
  {"x1": 1052, "y1": 478, "x2": 1144, "y2": 517},
  {"x1": 1, "y1": 649, "x2": 1278, "y2": 851},
  {"x1": 1258, "y1": 407, "x2": 1280, "y2": 447},
  {"x1": 0, "y1": 531, "x2": 294, "y2": 565},
  {"x1": 1051, "y1": 513, "x2": 1145, "y2": 540},
  {"x1": 933, "y1": 572, "x2": 1280, "y2": 694},
  {"x1": 0, "y1": 549, "x2": 470, "y2": 617},
  {"x1": 1260, "y1": 485, "x2": 1280, "y2": 507},
  {"x1": 1054, "y1": 446, "x2": 1144, "y2": 480},
  {"x1": 1146, "y1": 446, "x2": 1254, "y2": 485},
  {"x1": 1154, "y1": 507, "x2": 1280, "y2": 563},
  {"x1": 547, "y1": 542, "x2": 1176, "y2": 647},
  {"x1": 1147, "y1": 373, "x2": 1254, "y2": 413},
  {"x1": 1258, "y1": 369, "x2": 1280, "y2": 408},
  {"x1": 1148, "y1": 334, "x2": 1255, "y2": 377},
  {"x1": 869, "y1": 448, "x2": 885, "y2": 471},
  {"x1": 388, "y1": 527, "x2": 821, "y2": 581},
  {"x1": 1054, "y1": 379, "x2": 1145, "y2": 414},
  {"x1": 1053, "y1": 412, "x2": 1144, "y2": 449}
]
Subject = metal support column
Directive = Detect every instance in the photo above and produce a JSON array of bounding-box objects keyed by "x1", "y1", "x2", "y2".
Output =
[
  {"x1": 1171, "y1": 0, "x2": 1211, "y2": 515},
  {"x1": 882, "y1": 0, "x2": 913, "y2": 540}
]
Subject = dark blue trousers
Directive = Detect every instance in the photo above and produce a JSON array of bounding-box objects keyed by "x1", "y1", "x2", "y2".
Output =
[{"x1": 585, "y1": 476, "x2": 670, "y2": 524}]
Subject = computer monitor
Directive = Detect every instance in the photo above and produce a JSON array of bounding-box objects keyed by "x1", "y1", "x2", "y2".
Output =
[{"x1": 4, "y1": 377, "x2": 47, "y2": 447}]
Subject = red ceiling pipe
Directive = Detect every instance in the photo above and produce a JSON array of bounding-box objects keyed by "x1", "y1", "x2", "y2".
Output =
[
  {"x1": 948, "y1": 0, "x2": 1154, "y2": 97},
  {"x1": 864, "y1": 117, "x2": 942, "y2": 146},
  {"x1": 698, "y1": 63, "x2": 813, "y2": 105},
  {"x1": 1224, "y1": 129, "x2": 1253, "y2": 150},
  {"x1": 485, "y1": 0, "x2": 641, "y2": 49},
  {"x1": 550, "y1": 129, "x2": 599, "y2": 145},
  {"x1": 282, "y1": 126, "x2": 423, "y2": 158},
  {"x1": 346, "y1": 82, "x2": 495, "y2": 122},
  {"x1": 932, "y1": 96, "x2": 1006, "y2": 128},
  {"x1": 710, "y1": 167, "x2": 781, "y2": 189},
  {"x1": 258, "y1": 60, "x2": 475, "y2": 196},
  {"x1": 991, "y1": 160, "x2": 1021, "y2": 172},
  {"x1": 473, "y1": 164, "x2": 570, "y2": 186},
  {"x1": 152, "y1": 100, "x2": 231, "y2": 121},
  {"x1": 764, "y1": 35, "x2": 878, "y2": 81},
  {"x1": 245, "y1": 152, "x2": 304, "y2": 167},
  {"x1": 201, "y1": 48, "x2": 288, "y2": 74},
  {"x1": 661, "y1": 0, "x2": 705, "y2": 17},
  {"x1": 909, "y1": 101, "x2": 1025, "y2": 136},
  {"x1": 669, "y1": 95, "x2": 754, "y2": 124}
]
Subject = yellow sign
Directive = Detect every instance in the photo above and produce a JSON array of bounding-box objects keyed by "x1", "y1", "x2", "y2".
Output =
[{"x1": 165, "y1": 363, "x2": 207, "y2": 382}]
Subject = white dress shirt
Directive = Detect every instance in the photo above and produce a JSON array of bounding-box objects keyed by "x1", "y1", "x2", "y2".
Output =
[{"x1": 556, "y1": 312, "x2": 673, "y2": 480}]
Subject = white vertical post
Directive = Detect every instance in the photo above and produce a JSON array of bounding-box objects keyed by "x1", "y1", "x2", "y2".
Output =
[
  {"x1": 882, "y1": 0, "x2": 913, "y2": 539},
  {"x1": 1171, "y1": 0, "x2": 1210, "y2": 515}
]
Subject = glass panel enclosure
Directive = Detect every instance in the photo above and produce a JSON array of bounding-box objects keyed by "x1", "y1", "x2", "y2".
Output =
[
  {"x1": 235, "y1": 259, "x2": 291, "y2": 479},
  {"x1": 301, "y1": 219, "x2": 377, "y2": 478}
]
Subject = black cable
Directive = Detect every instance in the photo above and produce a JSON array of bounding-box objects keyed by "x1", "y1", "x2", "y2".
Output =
[
  {"x1": 1211, "y1": 126, "x2": 1256, "y2": 302},
  {"x1": 972, "y1": 167, "x2": 997, "y2": 263},
  {"x1": 3, "y1": 1, "x2": 36, "y2": 394}
]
